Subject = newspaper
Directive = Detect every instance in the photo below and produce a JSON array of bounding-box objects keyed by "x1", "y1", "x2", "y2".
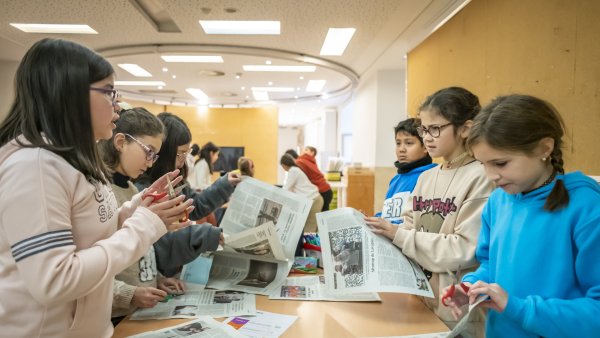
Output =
[
  {"x1": 268, "y1": 275, "x2": 381, "y2": 302},
  {"x1": 317, "y1": 207, "x2": 433, "y2": 297},
  {"x1": 203, "y1": 177, "x2": 312, "y2": 295},
  {"x1": 445, "y1": 295, "x2": 489, "y2": 338},
  {"x1": 127, "y1": 316, "x2": 244, "y2": 338},
  {"x1": 223, "y1": 310, "x2": 298, "y2": 338},
  {"x1": 129, "y1": 289, "x2": 256, "y2": 320}
]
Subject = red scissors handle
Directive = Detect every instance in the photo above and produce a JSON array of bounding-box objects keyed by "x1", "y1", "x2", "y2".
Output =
[
  {"x1": 441, "y1": 282, "x2": 470, "y2": 307},
  {"x1": 143, "y1": 192, "x2": 167, "y2": 202}
]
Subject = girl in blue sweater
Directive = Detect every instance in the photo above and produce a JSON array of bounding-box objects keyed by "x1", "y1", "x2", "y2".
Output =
[{"x1": 445, "y1": 94, "x2": 600, "y2": 337}]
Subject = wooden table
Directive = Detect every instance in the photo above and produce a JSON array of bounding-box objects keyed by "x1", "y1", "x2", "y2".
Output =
[{"x1": 113, "y1": 293, "x2": 448, "y2": 337}]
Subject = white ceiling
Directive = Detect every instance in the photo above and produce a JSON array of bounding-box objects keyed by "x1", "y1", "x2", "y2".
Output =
[{"x1": 0, "y1": 0, "x2": 467, "y2": 125}]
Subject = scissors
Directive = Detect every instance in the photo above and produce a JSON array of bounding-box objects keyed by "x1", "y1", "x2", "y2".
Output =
[
  {"x1": 441, "y1": 266, "x2": 470, "y2": 307},
  {"x1": 143, "y1": 176, "x2": 190, "y2": 222}
]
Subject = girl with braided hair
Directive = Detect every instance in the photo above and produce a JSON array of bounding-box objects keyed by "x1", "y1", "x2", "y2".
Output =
[{"x1": 445, "y1": 94, "x2": 600, "y2": 338}]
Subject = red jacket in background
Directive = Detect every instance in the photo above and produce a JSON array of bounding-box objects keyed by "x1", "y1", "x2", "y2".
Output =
[{"x1": 295, "y1": 154, "x2": 331, "y2": 193}]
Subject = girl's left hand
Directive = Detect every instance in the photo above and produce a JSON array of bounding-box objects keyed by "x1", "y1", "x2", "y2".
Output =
[
  {"x1": 158, "y1": 277, "x2": 186, "y2": 295},
  {"x1": 364, "y1": 216, "x2": 398, "y2": 240},
  {"x1": 146, "y1": 169, "x2": 184, "y2": 197},
  {"x1": 227, "y1": 172, "x2": 242, "y2": 186},
  {"x1": 467, "y1": 281, "x2": 508, "y2": 313}
]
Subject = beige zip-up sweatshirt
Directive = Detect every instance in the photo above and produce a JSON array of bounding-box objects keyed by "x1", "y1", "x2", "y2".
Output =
[
  {"x1": 0, "y1": 139, "x2": 167, "y2": 337},
  {"x1": 393, "y1": 158, "x2": 494, "y2": 337}
]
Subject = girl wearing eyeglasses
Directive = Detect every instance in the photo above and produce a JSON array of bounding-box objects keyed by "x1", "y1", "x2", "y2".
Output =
[
  {"x1": 365, "y1": 87, "x2": 495, "y2": 338},
  {"x1": 0, "y1": 39, "x2": 193, "y2": 337},
  {"x1": 99, "y1": 107, "x2": 216, "y2": 325},
  {"x1": 136, "y1": 112, "x2": 241, "y2": 278}
]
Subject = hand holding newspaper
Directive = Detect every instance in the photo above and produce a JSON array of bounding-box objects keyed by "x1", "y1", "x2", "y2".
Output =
[{"x1": 317, "y1": 207, "x2": 433, "y2": 297}]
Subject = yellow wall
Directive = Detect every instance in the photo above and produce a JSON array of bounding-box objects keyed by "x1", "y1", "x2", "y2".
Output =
[
  {"x1": 125, "y1": 100, "x2": 279, "y2": 184},
  {"x1": 407, "y1": 0, "x2": 600, "y2": 175}
]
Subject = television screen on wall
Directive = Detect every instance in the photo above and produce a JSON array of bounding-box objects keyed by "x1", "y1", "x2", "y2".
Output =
[{"x1": 213, "y1": 147, "x2": 245, "y2": 173}]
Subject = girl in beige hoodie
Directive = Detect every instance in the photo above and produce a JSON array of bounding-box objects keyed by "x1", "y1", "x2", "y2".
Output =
[{"x1": 0, "y1": 38, "x2": 193, "y2": 338}]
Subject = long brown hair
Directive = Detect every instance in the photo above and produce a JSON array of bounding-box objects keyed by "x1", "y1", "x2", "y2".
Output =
[{"x1": 467, "y1": 94, "x2": 569, "y2": 211}]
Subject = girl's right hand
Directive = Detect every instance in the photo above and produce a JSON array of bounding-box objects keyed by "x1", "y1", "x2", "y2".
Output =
[
  {"x1": 443, "y1": 281, "x2": 472, "y2": 320},
  {"x1": 131, "y1": 286, "x2": 167, "y2": 308},
  {"x1": 227, "y1": 171, "x2": 242, "y2": 186},
  {"x1": 142, "y1": 194, "x2": 195, "y2": 231},
  {"x1": 364, "y1": 216, "x2": 398, "y2": 240}
]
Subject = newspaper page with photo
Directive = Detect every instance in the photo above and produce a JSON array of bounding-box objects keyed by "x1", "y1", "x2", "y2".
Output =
[
  {"x1": 129, "y1": 289, "x2": 256, "y2": 320},
  {"x1": 268, "y1": 275, "x2": 381, "y2": 302},
  {"x1": 127, "y1": 316, "x2": 244, "y2": 338},
  {"x1": 317, "y1": 207, "x2": 433, "y2": 297},
  {"x1": 207, "y1": 251, "x2": 292, "y2": 295},
  {"x1": 220, "y1": 176, "x2": 312, "y2": 261}
]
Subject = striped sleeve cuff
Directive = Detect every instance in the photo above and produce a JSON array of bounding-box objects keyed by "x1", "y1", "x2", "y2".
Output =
[{"x1": 11, "y1": 229, "x2": 74, "y2": 262}]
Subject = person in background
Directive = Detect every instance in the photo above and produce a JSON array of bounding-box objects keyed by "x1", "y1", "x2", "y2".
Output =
[
  {"x1": 186, "y1": 143, "x2": 199, "y2": 187},
  {"x1": 280, "y1": 153, "x2": 324, "y2": 257},
  {"x1": 192, "y1": 141, "x2": 220, "y2": 190},
  {"x1": 374, "y1": 118, "x2": 436, "y2": 223},
  {"x1": 136, "y1": 113, "x2": 241, "y2": 277},
  {"x1": 296, "y1": 146, "x2": 333, "y2": 211},
  {"x1": 237, "y1": 156, "x2": 255, "y2": 177},
  {"x1": 445, "y1": 94, "x2": 600, "y2": 338},
  {"x1": 365, "y1": 87, "x2": 494, "y2": 338},
  {"x1": 0, "y1": 38, "x2": 192, "y2": 337}
]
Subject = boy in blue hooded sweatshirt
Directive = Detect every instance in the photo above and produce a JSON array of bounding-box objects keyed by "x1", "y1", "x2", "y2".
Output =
[
  {"x1": 445, "y1": 94, "x2": 600, "y2": 337},
  {"x1": 375, "y1": 118, "x2": 436, "y2": 223}
]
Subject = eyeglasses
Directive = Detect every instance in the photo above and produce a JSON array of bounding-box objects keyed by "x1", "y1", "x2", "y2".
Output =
[
  {"x1": 90, "y1": 87, "x2": 118, "y2": 105},
  {"x1": 176, "y1": 149, "x2": 191, "y2": 161},
  {"x1": 124, "y1": 133, "x2": 159, "y2": 163},
  {"x1": 416, "y1": 122, "x2": 453, "y2": 138}
]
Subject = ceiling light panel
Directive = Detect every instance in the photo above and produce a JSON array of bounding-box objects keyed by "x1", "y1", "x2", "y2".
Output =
[
  {"x1": 186, "y1": 88, "x2": 209, "y2": 103},
  {"x1": 10, "y1": 23, "x2": 98, "y2": 34},
  {"x1": 118, "y1": 64, "x2": 152, "y2": 77},
  {"x1": 242, "y1": 65, "x2": 316, "y2": 72},
  {"x1": 199, "y1": 20, "x2": 280, "y2": 35},
  {"x1": 115, "y1": 81, "x2": 166, "y2": 86},
  {"x1": 251, "y1": 87, "x2": 294, "y2": 92},
  {"x1": 320, "y1": 28, "x2": 356, "y2": 56},
  {"x1": 252, "y1": 91, "x2": 270, "y2": 101},
  {"x1": 305, "y1": 80, "x2": 327, "y2": 92},
  {"x1": 161, "y1": 55, "x2": 224, "y2": 63}
]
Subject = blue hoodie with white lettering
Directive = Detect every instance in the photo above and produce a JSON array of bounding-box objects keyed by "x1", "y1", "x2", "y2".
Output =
[{"x1": 463, "y1": 171, "x2": 600, "y2": 338}]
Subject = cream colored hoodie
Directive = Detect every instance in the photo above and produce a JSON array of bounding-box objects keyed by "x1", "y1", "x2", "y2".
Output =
[
  {"x1": 0, "y1": 139, "x2": 167, "y2": 337},
  {"x1": 393, "y1": 158, "x2": 494, "y2": 337}
]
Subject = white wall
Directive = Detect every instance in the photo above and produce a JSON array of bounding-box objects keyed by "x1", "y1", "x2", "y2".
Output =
[
  {"x1": 351, "y1": 71, "x2": 378, "y2": 167},
  {"x1": 375, "y1": 69, "x2": 407, "y2": 166},
  {"x1": 0, "y1": 60, "x2": 19, "y2": 121}
]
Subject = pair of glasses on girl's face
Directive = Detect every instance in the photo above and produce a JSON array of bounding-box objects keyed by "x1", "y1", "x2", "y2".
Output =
[
  {"x1": 176, "y1": 149, "x2": 191, "y2": 161},
  {"x1": 125, "y1": 134, "x2": 159, "y2": 163},
  {"x1": 90, "y1": 86, "x2": 118, "y2": 106},
  {"x1": 416, "y1": 122, "x2": 453, "y2": 138}
]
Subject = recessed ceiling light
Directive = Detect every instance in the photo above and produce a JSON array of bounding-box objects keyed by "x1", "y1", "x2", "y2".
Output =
[
  {"x1": 199, "y1": 20, "x2": 280, "y2": 35},
  {"x1": 235, "y1": 74, "x2": 241, "y2": 79},
  {"x1": 296, "y1": 87, "x2": 301, "y2": 90},
  {"x1": 172, "y1": 75, "x2": 177, "y2": 79},
  {"x1": 299, "y1": 76, "x2": 304, "y2": 80},
  {"x1": 10, "y1": 23, "x2": 98, "y2": 34},
  {"x1": 320, "y1": 28, "x2": 356, "y2": 56},
  {"x1": 118, "y1": 64, "x2": 152, "y2": 77},
  {"x1": 252, "y1": 91, "x2": 270, "y2": 101},
  {"x1": 294, "y1": 96, "x2": 298, "y2": 99},
  {"x1": 265, "y1": 60, "x2": 272, "y2": 65},
  {"x1": 115, "y1": 81, "x2": 166, "y2": 86},
  {"x1": 251, "y1": 87, "x2": 294, "y2": 92},
  {"x1": 306, "y1": 80, "x2": 326, "y2": 92},
  {"x1": 243, "y1": 65, "x2": 316, "y2": 72},
  {"x1": 161, "y1": 55, "x2": 224, "y2": 63},
  {"x1": 241, "y1": 86, "x2": 245, "y2": 90},
  {"x1": 158, "y1": 86, "x2": 163, "y2": 90},
  {"x1": 186, "y1": 88, "x2": 209, "y2": 103},
  {"x1": 162, "y1": 67, "x2": 168, "y2": 72},
  {"x1": 268, "y1": 82, "x2": 273, "y2": 86}
]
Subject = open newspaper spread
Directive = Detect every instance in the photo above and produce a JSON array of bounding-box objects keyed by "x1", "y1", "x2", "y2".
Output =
[
  {"x1": 268, "y1": 275, "x2": 381, "y2": 302},
  {"x1": 205, "y1": 177, "x2": 312, "y2": 295},
  {"x1": 127, "y1": 316, "x2": 244, "y2": 338},
  {"x1": 129, "y1": 289, "x2": 256, "y2": 320},
  {"x1": 317, "y1": 207, "x2": 433, "y2": 297}
]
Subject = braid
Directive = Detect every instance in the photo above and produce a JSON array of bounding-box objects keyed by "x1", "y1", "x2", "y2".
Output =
[{"x1": 544, "y1": 145, "x2": 569, "y2": 211}]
